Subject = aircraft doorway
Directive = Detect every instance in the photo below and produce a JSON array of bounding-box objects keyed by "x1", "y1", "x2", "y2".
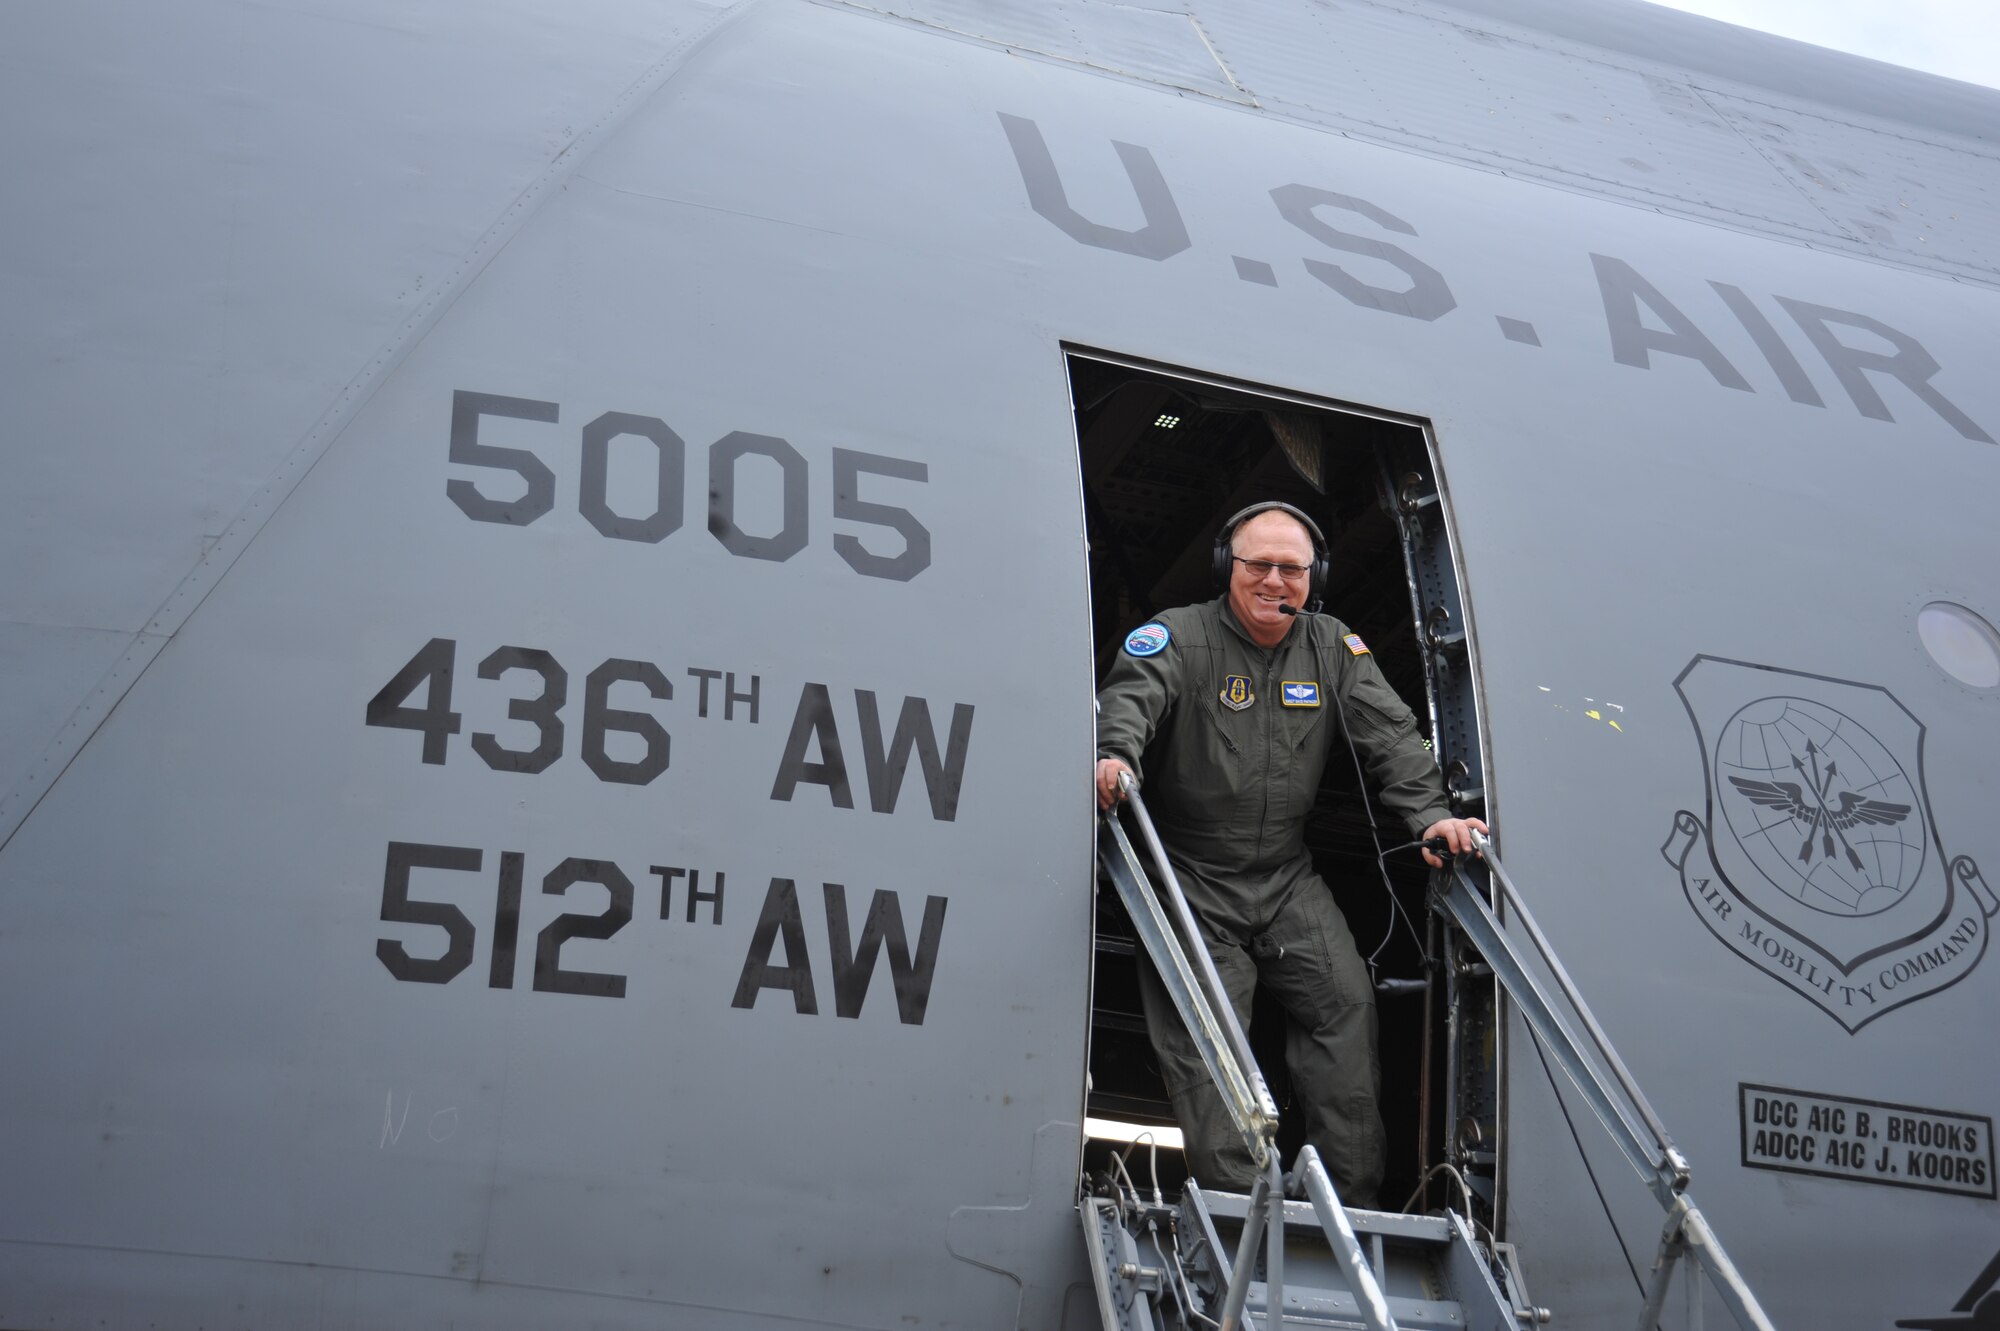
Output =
[{"x1": 1070, "y1": 350, "x2": 1492, "y2": 1218}]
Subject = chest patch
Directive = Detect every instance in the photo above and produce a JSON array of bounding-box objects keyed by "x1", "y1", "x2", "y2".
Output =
[
  {"x1": 1219, "y1": 674, "x2": 1255, "y2": 711},
  {"x1": 1124, "y1": 623, "x2": 1171, "y2": 657},
  {"x1": 1281, "y1": 680, "x2": 1321, "y2": 707},
  {"x1": 1343, "y1": 634, "x2": 1370, "y2": 656}
]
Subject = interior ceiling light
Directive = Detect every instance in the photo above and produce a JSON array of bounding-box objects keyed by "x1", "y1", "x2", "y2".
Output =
[{"x1": 1154, "y1": 414, "x2": 1181, "y2": 428}]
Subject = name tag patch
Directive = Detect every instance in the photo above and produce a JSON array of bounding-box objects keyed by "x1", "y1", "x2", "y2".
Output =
[
  {"x1": 1344, "y1": 634, "x2": 1370, "y2": 656},
  {"x1": 1219, "y1": 674, "x2": 1255, "y2": 711},
  {"x1": 1125, "y1": 623, "x2": 1171, "y2": 657},
  {"x1": 1281, "y1": 681, "x2": 1321, "y2": 707}
]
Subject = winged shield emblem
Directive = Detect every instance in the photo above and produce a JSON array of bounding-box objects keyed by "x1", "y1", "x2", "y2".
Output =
[{"x1": 1662, "y1": 656, "x2": 1996, "y2": 1032}]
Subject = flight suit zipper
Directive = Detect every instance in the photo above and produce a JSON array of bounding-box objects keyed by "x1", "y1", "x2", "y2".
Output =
[{"x1": 1257, "y1": 650, "x2": 1279, "y2": 863}]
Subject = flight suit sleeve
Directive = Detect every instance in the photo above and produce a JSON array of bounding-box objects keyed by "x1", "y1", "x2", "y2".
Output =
[
  {"x1": 1334, "y1": 641, "x2": 1454, "y2": 837},
  {"x1": 1096, "y1": 624, "x2": 1182, "y2": 787}
]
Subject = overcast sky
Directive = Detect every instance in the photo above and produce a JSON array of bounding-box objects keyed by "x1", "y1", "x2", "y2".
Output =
[{"x1": 1642, "y1": 0, "x2": 2000, "y2": 90}]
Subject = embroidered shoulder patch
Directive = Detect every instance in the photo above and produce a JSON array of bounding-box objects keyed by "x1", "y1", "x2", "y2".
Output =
[
  {"x1": 1125, "y1": 623, "x2": 1171, "y2": 657},
  {"x1": 1343, "y1": 634, "x2": 1370, "y2": 656},
  {"x1": 1281, "y1": 681, "x2": 1321, "y2": 707}
]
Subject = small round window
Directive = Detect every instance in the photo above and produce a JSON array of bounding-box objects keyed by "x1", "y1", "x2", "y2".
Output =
[{"x1": 1917, "y1": 602, "x2": 2000, "y2": 689}]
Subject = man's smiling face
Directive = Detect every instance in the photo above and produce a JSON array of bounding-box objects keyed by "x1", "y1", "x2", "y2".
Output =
[{"x1": 1226, "y1": 510, "x2": 1314, "y2": 648}]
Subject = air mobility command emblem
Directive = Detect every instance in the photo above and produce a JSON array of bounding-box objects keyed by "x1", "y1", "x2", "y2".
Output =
[
  {"x1": 1219, "y1": 675, "x2": 1255, "y2": 711},
  {"x1": 1662, "y1": 656, "x2": 1996, "y2": 1032},
  {"x1": 1125, "y1": 623, "x2": 1170, "y2": 657},
  {"x1": 1281, "y1": 681, "x2": 1321, "y2": 707}
]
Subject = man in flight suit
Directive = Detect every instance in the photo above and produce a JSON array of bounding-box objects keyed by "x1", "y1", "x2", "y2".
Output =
[{"x1": 1096, "y1": 502, "x2": 1485, "y2": 1207}]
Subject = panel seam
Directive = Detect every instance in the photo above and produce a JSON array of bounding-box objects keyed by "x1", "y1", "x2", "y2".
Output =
[{"x1": 0, "y1": 0, "x2": 763, "y2": 854}]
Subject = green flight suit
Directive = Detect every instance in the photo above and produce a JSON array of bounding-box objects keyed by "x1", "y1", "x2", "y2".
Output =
[{"x1": 1097, "y1": 597, "x2": 1452, "y2": 1205}]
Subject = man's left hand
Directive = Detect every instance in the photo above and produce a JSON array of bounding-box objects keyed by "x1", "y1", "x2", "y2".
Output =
[{"x1": 1420, "y1": 816, "x2": 1489, "y2": 868}]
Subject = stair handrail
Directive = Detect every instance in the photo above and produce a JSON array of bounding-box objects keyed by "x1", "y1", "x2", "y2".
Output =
[
  {"x1": 1441, "y1": 831, "x2": 1680, "y2": 1193},
  {"x1": 1099, "y1": 774, "x2": 1401, "y2": 1331},
  {"x1": 1098, "y1": 779, "x2": 1277, "y2": 1161},
  {"x1": 1440, "y1": 831, "x2": 1777, "y2": 1331}
]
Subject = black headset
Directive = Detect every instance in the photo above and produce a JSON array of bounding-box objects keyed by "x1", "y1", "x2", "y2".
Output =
[{"x1": 1211, "y1": 501, "x2": 1330, "y2": 610}]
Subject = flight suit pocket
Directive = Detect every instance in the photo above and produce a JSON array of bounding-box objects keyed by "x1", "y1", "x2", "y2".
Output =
[
  {"x1": 1345, "y1": 673, "x2": 1417, "y2": 744},
  {"x1": 1284, "y1": 696, "x2": 1327, "y2": 751},
  {"x1": 1258, "y1": 888, "x2": 1371, "y2": 1020},
  {"x1": 1186, "y1": 699, "x2": 1255, "y2": 811},
  {"x1": 1199, "y1": 698, "x2": 1242, "y2": 756}
]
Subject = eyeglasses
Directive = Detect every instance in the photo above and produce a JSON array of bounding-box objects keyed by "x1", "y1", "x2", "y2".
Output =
[{"x1": 1231, "y1": 557, "x2": 1311, "y2": 581}]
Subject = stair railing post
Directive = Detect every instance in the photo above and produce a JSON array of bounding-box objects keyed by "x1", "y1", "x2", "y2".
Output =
[
  {"x1": 1216, "y1": 1166, "x2": 1273, "y2": 1331},
  {"x1": 1638, "y1": 1196, "x2": 1689, "y2": 1331},
  {"x1": 1687, "y1": 1238, "x2": 1704, "y2": 1331},
  {"x1": 1294, "y1": 1147, "x2": 1398, "y2": 1331},
  {"x1": 1265, "y1": 1155, "x2": 1286, "y2": 1331},
  {"x1": 1679, "y1": 1203, "x2": 1778, "y2": 1331}
]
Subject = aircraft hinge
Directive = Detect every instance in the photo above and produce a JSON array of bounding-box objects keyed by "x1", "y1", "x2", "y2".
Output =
[
  {"x1": 1426, "y1": 604, "x2": 1467, "y2": 652},
  {"x1": 1446, "y1": 759, "x2": 1485, "y2": 809},
  {"x1": 1397, "y1": 470, "x2": 1440, "y2": 516}
]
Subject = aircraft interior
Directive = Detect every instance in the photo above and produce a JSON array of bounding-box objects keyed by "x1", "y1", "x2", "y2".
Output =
[{"x1": 1071, "y1": 351, "x2": 1492, "y2": 1219}]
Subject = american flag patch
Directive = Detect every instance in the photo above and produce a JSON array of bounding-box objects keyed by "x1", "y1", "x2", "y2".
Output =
[{"x1": 1344, "y1": 634, "x2": 1369, "y2": 656}]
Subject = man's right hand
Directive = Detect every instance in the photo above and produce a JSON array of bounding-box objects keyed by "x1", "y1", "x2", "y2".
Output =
[{"x1": 1096, "y1": 758, "x2": 1133, "y2": 811}]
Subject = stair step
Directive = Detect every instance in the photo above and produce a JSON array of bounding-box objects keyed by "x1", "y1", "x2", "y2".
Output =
[
  {"x1": 1232, "y1": 1280, "x2": 1474, "y2": 1330},
  {"x1": 1176, "y1": 1187, "x2": 1520, "y2": 1331},
  {"x1": 1197, "y1": 1193, "x2": 1455, "y2": 1246}
]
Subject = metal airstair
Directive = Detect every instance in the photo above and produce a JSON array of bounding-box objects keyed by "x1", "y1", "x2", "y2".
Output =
[{"x1": 1081, "y1": 775, "x2": 1778, "y2": 1331}]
